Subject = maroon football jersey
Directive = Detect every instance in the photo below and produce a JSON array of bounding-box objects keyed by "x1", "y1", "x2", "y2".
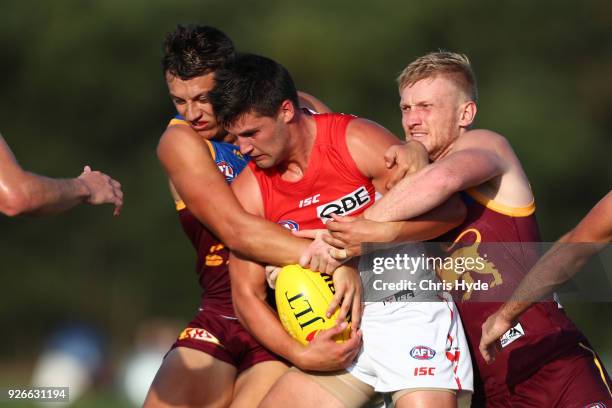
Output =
[
  {"x1": 439, "y1": 188, "x2": 586, "y2": 399},
  {"x1": 171, "y1": 135, "x2": 249, "y2": 316},
  {"x1": 177, "y1": 205, "x2": 233, "y2": 315}
]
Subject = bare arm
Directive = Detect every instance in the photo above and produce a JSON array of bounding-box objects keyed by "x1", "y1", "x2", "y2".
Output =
[
  {"x1": 388, "y1": 193, "x2": 466, "y2": 241},
  {"x1": 365, "y1": 131, "x2": 509, "y2": 222},
  {"x1": 497, "y1": 191, "x2": 611, "y2": 320},
  {"x1": 480, "y1": 191, "x2": 612, "y2": 363},
  {"x1": 325, "y1": 191, "x2": 466, "y2": 256},
  {"x1": 157, "y1": 124, "x2": 335, "y2": 267},
  {"x1": 0, "y1": 135, "x2": 122, "y2": 217},
  {"x1": 230, "y1": 252, "x2": 303, "y2": 362}
]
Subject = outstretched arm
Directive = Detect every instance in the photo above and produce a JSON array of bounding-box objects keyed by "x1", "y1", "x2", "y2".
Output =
[
  {"x1": 480, "y1": 191, "x2": 612, "y2": 363},
  {"x1": 365, "y1": 130, "x2": 509, "y2": 222},
  {"x1": 0, "y1": 135, "x2": 123, "y2": 217},
  {"x1": 324, "y1": 194, "x2": 465, "y2": 255}
]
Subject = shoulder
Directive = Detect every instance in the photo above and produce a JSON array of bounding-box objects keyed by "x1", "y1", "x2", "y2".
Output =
[
  {"x1": 157, "y1": 124, "x2": 213, "y2": 163},
  {"x1": 345, "y1": 117, "x2": 398, "y2": 146},
  {"x1": 345, "y1": 117, "x2": 401, "y2": 163},
  {"x1": 343, "y1": 117, "x2": 402, "y2": 184},
  {"x1": 456, "y1": 128, "x2": 514, "y2": 153},
  {"x1": 159, "y1": 122, "x2": 203, "y2": 146}
]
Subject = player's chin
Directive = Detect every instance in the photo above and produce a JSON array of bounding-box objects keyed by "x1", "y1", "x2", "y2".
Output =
[
  {"x1": 252, "y1": 156, "x2": 275, "y2": 169},
  {"x1": 195, "y1": 126, "x2": 224, "y2": 141}
]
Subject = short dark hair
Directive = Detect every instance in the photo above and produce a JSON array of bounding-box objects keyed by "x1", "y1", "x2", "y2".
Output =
[
  {"x1": 209, "y1": 53, "x2": 300, "y2": 127},
  {"x1": 162, "y1": 24, "x2": 235, "y2": 79}
]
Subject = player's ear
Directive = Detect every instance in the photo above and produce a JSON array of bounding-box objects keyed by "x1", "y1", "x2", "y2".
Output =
[
  {"x1": 459, "y1": 100, "x2": 477, "y2": 127},
  {"x1": 278, "y1": 99, "x2": 296, "y2": 124}
]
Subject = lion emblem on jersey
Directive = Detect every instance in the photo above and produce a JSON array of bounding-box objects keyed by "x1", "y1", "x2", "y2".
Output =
[{"x1": 437, "y1": 228, "x2": 502, "y2": 301}]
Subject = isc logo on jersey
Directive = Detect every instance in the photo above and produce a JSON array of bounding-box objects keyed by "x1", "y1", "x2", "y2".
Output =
[
  {"x1": 410, "y1": 345, "x2": 436, "y2": 360},
  {"x1": 316, "y1": 186, "x2": 370, "y2": 221},
  {"x1": 216, "y1": 161, "x2": 235, "y2": 182}
]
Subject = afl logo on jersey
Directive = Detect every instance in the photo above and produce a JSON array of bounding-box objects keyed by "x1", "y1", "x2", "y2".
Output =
[
  {"x1": 216, "y1": 161, "x2": 235, "y2": 182},
  {"x1": 410, "y1": 346, "x2": 436, "y2": 360},
  {"x1": 316, "y1": 186, "x2": 371, "y2": 221},
  {"x1": 278, "y1": 220, "x2": 299, "y2": 231}
]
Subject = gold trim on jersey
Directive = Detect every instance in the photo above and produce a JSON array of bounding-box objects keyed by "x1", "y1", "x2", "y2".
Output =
[
  {"x1": 203, "y1": 139, "x2": 216, "y2": 160},
  {"x1": 167, "y1": 121, "x2": 216, "y2": 211},
  {"x1": 466, "y1": 188, "x2": 535, "y2": 217},
  {"x1": 175, "y1": 199, "x2": 186, "y2": 211},
  {"x1": 166, "y1": 118, "x2": 216, "y2": 160},
  {"x1": 578, "y1": 342, "x2": 612, "y2": 398},
  {"x1": 168, "y1": 117, "x2": 189, "y2": 127}
]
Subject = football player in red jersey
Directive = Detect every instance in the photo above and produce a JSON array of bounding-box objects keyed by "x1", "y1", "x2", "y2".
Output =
[
  {"x1": 327, "y1": 52, "x2": 612, "y2": 407},
  {"x1": 0, "y1": 134, "x2": 122, "y2": 217},
  {"x1": 210, "y1": 53, "x2": 471, "y2": 408},
  {"x1": 146, "y1": 25, "x2": 371, "y2": 408}
]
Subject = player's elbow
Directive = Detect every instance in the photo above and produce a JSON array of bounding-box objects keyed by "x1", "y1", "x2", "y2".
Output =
[
  {"x1": 231, "y1": 286, "x2": 258, "y2": 327},
  {"x1": 221, "y1": 218, "x2": 255, "y2": 255},
  {"x1": 222, "y1": 231, "x2": 246, "y2": 253},
  {"x1": 430, "y1": 165, "x2": 464, "y2": 197},
  {"x1": 0, "y1": 188, "x2": 30, "y2": 217}
]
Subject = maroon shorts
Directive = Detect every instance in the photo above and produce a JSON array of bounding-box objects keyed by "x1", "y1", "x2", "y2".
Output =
[
  {"x1": 480, "y1": 341, "x2": 612, "y2": 408},
  {"x1": 170, "y1": 307, "x2": 280, "y2": 373}
]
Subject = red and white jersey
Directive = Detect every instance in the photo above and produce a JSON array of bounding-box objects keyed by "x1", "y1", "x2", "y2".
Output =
[{"x1": 250, "y1": 113, "x2": 376, "y2": 230}]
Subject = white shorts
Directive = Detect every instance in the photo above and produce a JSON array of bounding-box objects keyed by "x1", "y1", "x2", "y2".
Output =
[{"x1": 347, "y1": 293, "x2": 473, "y2": 396}]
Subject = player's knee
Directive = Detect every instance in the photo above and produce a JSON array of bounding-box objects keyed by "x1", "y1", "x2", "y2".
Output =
[
  {"x1": 395, "y1": 389, "x2": 457, "y2": 408},
  {"x1": 258, "y1": 371, "x2": 304, "y2": 408}
]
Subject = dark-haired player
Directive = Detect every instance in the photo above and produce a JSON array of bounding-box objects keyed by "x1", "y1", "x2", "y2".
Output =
[
  {"x1": 144, "y1": 25, "x2": 361, "y2": 408},
  {"x1": 210, "y1": 53, "x2": 472, "y2": 408}
]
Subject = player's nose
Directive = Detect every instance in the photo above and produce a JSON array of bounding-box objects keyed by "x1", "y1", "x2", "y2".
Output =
[
  {"x1": 405, "y1": 110, "x2": 422, "y2": 128},
  {"x1": 237, "y1": 137, "x2": 253, "y2": 156},
  {"x1": 185, "y1": 102, "x2": 202, "y2": 122}
]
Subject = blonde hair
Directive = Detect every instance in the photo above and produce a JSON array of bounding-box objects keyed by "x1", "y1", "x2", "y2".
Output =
[{"x1": 397, "y1": 51, "x2": 478, "y2": 102}]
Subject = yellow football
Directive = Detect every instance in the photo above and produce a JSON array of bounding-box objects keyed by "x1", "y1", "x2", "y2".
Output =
[{"x1": 275, "y1": 264, "x2": 351, "y2": 345}]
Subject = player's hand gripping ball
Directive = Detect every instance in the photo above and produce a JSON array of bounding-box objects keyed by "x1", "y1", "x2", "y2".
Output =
[{"x1": 275, "y1": 264, "x2": 351, "y2": 345}]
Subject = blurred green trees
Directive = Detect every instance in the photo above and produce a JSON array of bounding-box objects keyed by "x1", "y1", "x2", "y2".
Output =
[{"x1": 0, "y1": 0, "x2": 610, "y2": 381}]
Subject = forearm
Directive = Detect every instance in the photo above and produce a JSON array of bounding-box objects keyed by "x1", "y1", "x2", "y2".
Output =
[
  {"x1": 365, "y1": 193, "x2": 465, "y2": 242},
  {"x1": 365, "y1": 166, "x2": 456, "y2": 222},
  {"x1": 500, "y1": 242, "x2": 602, "y2": 322},
  {"x1": 234, "y1": 290, "x2": 304, "y2": 364},
  {"x1": 222, "y1": 213, "x2": 309, "y2": 266},
  {"x1": 3, "y1": 173, "x2": 88, "y2": 216},
  {"x1": 390, "y1": 219, "x2": 458, "y2": 242}
]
